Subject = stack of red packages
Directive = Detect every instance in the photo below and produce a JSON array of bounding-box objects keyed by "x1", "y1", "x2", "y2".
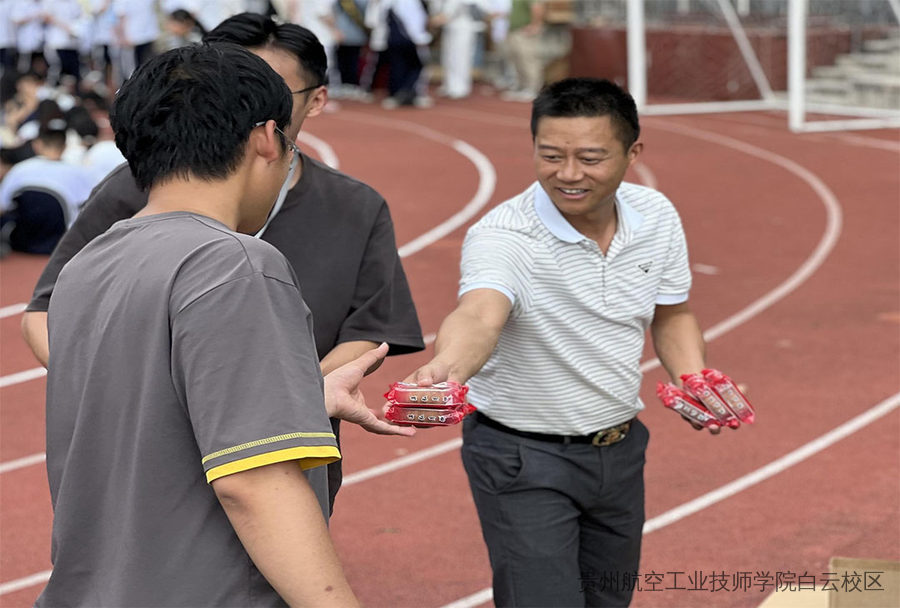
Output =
[
  {"x1": 384, "y1": 382, "x2": 475, "y2": 427},
  {"x1": 657, "y1": 368, "x2": 755, "y2": 429}
]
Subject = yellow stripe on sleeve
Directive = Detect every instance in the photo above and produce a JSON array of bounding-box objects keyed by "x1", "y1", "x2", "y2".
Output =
[
  {"x1": 201, "y1": 432, "x2": 336, "y2": 465},
  {"x1": 205, "y1": 445, "x2": 341, "y2": 483}
]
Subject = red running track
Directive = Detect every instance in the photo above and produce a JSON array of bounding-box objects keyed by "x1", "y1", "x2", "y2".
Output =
[{"x1": 1, "y1": 94, "x2": 898, "y2": 607}]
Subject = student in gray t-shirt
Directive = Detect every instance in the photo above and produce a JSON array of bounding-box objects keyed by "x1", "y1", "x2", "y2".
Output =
[
  {"x1": 21, "y1": 13, "x2": 425, "y2": 514},
  {"x1": 38, "y1": 43, "x2": 410, "y2": 607}
]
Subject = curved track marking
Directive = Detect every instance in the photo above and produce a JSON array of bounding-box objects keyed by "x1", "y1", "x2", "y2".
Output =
[
  {"x1": 631, "y1": 162, "x2": 657, "y2": 190},
  {"x1": 638, "y1": 119, "x2": 843, "y2": 374},
  {"x1": 296, "y1": 131, "x2": 339, "y2": 169},
  {"x1": 0, "y1": 367, "x2": 46, "y2": 389},
  {"x1": 331, "y1": 111, "x2": 497, "y2": 258},
  {"x1": 0, "y1": 453, "x2": 45, "y2": 475},
  {"x1": 0, "y1": 303, "x2": 26, "y2": 319},
  {"x1": 0, "y1": 571, "x2": 52, "y2": 597}
]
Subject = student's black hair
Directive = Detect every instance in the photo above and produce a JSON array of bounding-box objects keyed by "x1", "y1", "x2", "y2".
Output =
[
  {"x1": 203, "y1": 12, "x2": 328, "y2": 88},
  {"x1": 36, "y1": 99, "x2": 64, "y2": 125},
  {"x1": 37, "y1": 117, "x2": 67, "y2": 149},
  {"x1": 110, "y1": 43, "x2": 292, "y2": 190},
  {"x1": 65, "y1": 106, "x2": 99, "y2": 142},
  {"x1": 531, "y1": 78, "x2": 641, "y2": 150},
  {"x1": 170, "y1": 9, "x2": 207, "y2": 36}
]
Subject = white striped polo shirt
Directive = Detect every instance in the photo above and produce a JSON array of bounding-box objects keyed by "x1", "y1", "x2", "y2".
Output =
[{"x1": 460, "y1": 181, "x2": 692, "y2": 434}]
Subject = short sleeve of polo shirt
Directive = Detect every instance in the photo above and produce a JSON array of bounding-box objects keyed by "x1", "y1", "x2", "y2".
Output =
[
  {"x1": 170, "y1": 271, "x2": 339, "y2": 484},
  {"x1": 656, "y1": 210, "x2": 693, "y2": 305},
  {"x1": 459, "y1": 226, "x2": 534, "y2": 316}
]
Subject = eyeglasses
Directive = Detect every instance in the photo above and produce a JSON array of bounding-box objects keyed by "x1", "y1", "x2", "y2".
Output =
[
  {"x1": 253, "y1": 121, "x2": 299, "y2": 156},
  {"x1": 291, "y1": 84, "x2": 322, "y2": 96}
]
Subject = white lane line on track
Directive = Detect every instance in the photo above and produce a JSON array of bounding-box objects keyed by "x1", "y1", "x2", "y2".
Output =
[
  {"x1": 333, "y1": 111, "x2": 498, "y2": 258},
  {"x1": 0, "y1": 452, "x2": 45, "y2": 474},
  {"x1": 441, "y1": 391, "x2": 900, "y2": 608},
  {"x1": 296, "y1": 131, "x2": 339, "y2": 169},
  {"x1": 827, "y1": 131, "x2": 900, "y2": 152},
  {"x1": 343, "y1": 438, "x2": 462, "y2": 486},
  {"x1": 0, "y1": 570, "x2": 53, "y2": 597},
  {"x1": 0, "y1": 367, "x2": 46, "y2": 389},
  {"x1": 0, "y1": 303, "x2": 27, "y2": 319},
  {"x1": 631, "y1": 162, "x2": 657, "y2": 190},
  {"x1": 646, "y1": 120, "x2": 843, "y2": 345}
]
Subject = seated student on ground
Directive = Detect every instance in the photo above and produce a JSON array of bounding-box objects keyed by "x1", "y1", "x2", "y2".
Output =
[{"x1": 0, "y1": 118, "x2": 92, "y2": 253}]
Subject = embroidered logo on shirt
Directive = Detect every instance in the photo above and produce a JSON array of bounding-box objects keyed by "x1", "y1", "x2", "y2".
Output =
[{"x1": 638, "y1": 261, "x2": 653, "y2": 274}]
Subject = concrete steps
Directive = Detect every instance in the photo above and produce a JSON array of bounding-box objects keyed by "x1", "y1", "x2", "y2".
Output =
[{"x1": 806, "y1": 34, "x2": 900, "y2": 110}]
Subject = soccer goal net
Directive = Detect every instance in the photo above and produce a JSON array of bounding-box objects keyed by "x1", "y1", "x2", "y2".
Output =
[
  {"x1": 575, "y1": 0, "x2": 900, "y2": 131},
  {"x1": 788, "y1": 0, "x2": 900, "y2": 132}
]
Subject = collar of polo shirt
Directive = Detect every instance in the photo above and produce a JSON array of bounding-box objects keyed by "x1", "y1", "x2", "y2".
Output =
[{"x1": 533, "y1": 182, "x2": 645, "y2": 244}]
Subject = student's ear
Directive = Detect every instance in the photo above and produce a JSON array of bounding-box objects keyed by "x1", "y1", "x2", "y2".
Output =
[
  {"x1": 303, "y1": 86, "x2": 328, "y2": 119},
  {"x1": 251, "y1": 121, "x2": 282, "y2": 164}
]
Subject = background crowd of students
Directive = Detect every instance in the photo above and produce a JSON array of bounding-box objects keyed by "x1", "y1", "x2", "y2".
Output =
[{"x1": 0, "y1": 1, "x2": 586, "y2": 255}]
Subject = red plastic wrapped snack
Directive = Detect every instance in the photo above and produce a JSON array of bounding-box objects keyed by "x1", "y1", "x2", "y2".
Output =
[
  {"x1": 384, "y1": 381, "x2": 469, "y2": 406},
  {"x1": 680, "y1": 373, "x2": 741, "y2": 428},
  {"x1": 701, "y1": 369, "x2": 755, "y2": 424},
  {"x1": 384, "y1": 404, "x2": 476, "y2": 427},
  {"x1": 383, "y1": 382, "x2": 474, "y2": 427},
  {"x1": 656, "y1": 382, "x2": 721, "y2": 429}
]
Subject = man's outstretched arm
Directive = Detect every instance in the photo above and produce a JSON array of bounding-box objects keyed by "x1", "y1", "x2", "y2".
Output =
[{"x1": 406, "y1": 288, "x2": 512, "y2": 386}]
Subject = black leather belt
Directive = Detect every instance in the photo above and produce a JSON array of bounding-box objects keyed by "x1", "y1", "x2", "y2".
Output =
[{"x1": 474, "y1": 412, "x2": 632, "y2": 447}]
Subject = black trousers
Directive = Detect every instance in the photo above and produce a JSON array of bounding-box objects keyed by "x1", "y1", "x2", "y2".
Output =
[
  {"x1": 385, "y1": 42, "x2": 423, "y2": 103},
  {"x1": 462, "y1": 415, "x2": 648, "y2": 607},
  {"x1": 336, "y1": 44, "x2": 363, "y2": 86}
]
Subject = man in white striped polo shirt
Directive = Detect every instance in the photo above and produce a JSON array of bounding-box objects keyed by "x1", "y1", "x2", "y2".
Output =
[{"x1": 408, "y1": 78, "x2": 716, "y2": 607}]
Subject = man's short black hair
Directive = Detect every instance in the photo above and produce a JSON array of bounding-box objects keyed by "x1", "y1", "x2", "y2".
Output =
[
  {"x1": 531, "y1": 78, "x2": 641, "y2": 150},
  {"x1": 204, "y1": 12, "x2": 327, "y2": 89},
  {"x1": 110, "y1": 43, "x2": 292, "y2": 190}
]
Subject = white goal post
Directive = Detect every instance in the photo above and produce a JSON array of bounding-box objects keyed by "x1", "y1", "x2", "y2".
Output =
[
  {"x1": 623, "y1": 0, "x2": 900, "y2": 132},
  {"x1": 788, "y1": 0, "x2": 900, "y2": 132}
]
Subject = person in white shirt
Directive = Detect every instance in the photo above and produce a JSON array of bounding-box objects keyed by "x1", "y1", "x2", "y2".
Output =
[
  {"x1": 277, "y1": 0, "x2": 341, "y2": 91},
  {"x1": 430, "y1": 0, "x2": 491, "y2": 99},
  {"x1": 406, "y1": 78, "x2": 718, "y2": 607},
  {"x1": 367, "y1": 0, "x2": 432, "y2": 107},
  {"x1": 11, "y1": 0, "x2": 45, "y2": 73},
  {"x1": 85, "y1": 0, "x2": 119, "y2": 91},
  {"x1": 0, "y1": 0, "x2": 17, "y2": 76},
  {"x1": 41, "y1": 0, "x2": 88, "y2": 91},
  {"x1": 0, "y1": 119, "x2": 93, "y2": 253},
  {"x1": 113, "y1": 0, "x2": 160, "y2": 77}
]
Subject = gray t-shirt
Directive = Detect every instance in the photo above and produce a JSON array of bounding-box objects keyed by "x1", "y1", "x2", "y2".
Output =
[{"x1": 38, "y1": 212, "x2": 339, "y2": 607}]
